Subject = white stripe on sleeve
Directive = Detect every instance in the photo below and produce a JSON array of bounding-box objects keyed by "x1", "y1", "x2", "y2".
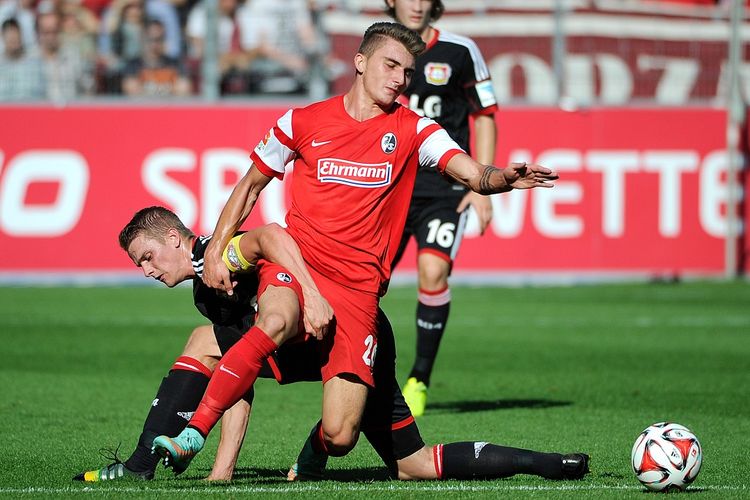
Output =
[
  {"x1": 253, "y1": 110, "x2": 295, "y2": 174},
  {"x1": 277, "y1": 109, "x2": 293, "y2": 139},
  {"x1": 418, "y1": 128, "x2": 463, "y2": 169},
  {"x1": 440, "y1": 31, "x2": 491, "y2": 82}
]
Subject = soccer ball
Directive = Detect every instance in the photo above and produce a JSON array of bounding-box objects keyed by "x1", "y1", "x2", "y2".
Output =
[{"x1": 631, "y1": 422, "x2": 702, "y2": 492}]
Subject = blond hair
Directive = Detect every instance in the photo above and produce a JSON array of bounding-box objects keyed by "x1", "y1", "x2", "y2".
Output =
[
  {"x1": 118, "y1": 206, "x2": 194, "y2": 251},
  {"x1": 357, "y1": 22, "x2": 425, "y2": 60}
]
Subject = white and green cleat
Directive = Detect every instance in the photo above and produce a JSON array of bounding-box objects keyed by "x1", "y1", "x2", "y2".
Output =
[{"x1": 151, "y1": 427, "x2": 205, "y2": 475}]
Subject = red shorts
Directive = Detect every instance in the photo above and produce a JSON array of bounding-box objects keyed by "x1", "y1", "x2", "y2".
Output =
[
  {"x1": 310, "y1": 266, "x2": 379, "y2": 387},
  {"x1": 256, "y1": 259, "x2": 305, "y2": 336}
]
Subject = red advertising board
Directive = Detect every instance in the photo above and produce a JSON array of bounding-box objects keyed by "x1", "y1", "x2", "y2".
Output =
[{"x1": 0, "y1": 105, "x2": 736, "y2": 278}]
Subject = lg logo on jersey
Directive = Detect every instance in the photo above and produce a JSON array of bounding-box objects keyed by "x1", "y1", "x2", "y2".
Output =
[{"x1": 408, "y1": 94, "x2": 442, "y2": 119}]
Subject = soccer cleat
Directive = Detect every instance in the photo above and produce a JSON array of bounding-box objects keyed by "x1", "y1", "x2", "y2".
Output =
[
  {"x1": 561, "y1": 453, "x2": 591, "y2": 479},
  {"x1": 402, "y1": 377, "x2": 428, "y2": 417},
  {"x1": 151, "y1": 427, "x2": 205, "y2": 475},
  {"x1": 286, "y1": 434, "x2": 328, "y2": 481},
  {"x1": 73, "y1": 462, "x2": 152, "y2": 482}
]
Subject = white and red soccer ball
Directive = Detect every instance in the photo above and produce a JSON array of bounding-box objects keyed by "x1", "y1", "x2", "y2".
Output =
[{"x1": 631, "y1": 422, "x2": 702, "y2": 492}]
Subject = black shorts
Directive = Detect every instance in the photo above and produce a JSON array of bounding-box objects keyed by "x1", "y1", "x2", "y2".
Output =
[
  {"x1": 392, "y1": 195, "x2": 468, "y2": 269},
  {"x1": 213, "y1": 324, "x2": 246, "y2": 356},
  {"x1": 361, "y1": 310, "x2": 425, "y2": 475}
]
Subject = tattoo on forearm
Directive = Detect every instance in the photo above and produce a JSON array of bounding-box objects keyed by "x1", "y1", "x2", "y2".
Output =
[{"x1": 478, "y1": 165, "x2": 499, "y2": 194}]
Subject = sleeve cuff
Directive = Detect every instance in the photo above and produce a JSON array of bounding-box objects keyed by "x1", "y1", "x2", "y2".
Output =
[
  {"x1": 250, "y1": 151, "x2": 285, "y2": 180},
  {"x1": 471, "y1": 104, "x2": 498, "y2": 117},
  {"x1": 436, "y1": 149, "x2": 464, "y2": 173}
]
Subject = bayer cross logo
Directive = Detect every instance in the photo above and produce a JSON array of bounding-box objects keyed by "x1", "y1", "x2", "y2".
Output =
[
  {"x1": 276, "y1": 272, "x2": 292, "y2": 283},
  {"x1": 381, "y1": 133, "x2": 397, "y2": 154}
]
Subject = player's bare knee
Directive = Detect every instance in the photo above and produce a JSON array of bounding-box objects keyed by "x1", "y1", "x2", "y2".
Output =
[
  {"x1": 321, "y1": 423, "x2": 360, "y2": 456},
  {"x1": 418, "y1": 263, "x2": 450, "y2": 290},
  {"x1": 182, "y1": 326, "x2": 206, "y2": 355},
  {"x1": 182, "y1": 325, "x2": 219, "y2": 368},
  {"x1": 255, "y1": 311, "x2": 291, "y2": 343}
]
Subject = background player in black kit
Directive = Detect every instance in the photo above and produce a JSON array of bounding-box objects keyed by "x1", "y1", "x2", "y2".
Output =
[{"x1": 386, "y1": 0, "x2": 499, "y2": 416}]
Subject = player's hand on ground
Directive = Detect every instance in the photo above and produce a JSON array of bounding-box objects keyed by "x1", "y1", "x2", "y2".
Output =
[
  {"x1": 303, "y1": 292, "x2": 334, "y2": 340},
  {"x1": 204, "y1": 472, "x2": 232, "y2": 481},
  {"x1": 504, "y1": 162, "x2": 558, "y2": 190},
  {"x1": 457, "y1": 191, "x2": 493, "y2": 235},
  {"x1": 203, "y1": 243, "x2": 236, "y2": 295}
]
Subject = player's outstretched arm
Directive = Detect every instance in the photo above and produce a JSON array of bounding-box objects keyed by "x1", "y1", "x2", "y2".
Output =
[
  {"x1": 444, "y1": 153, "x2": 558, "y2": 195},
  {"x1": 205, "y1": 399, "x2": 251, "y2": 481},
  {"x1": 226, "y1": 224, "x2": 334, "y2": 339},
  {"x1": 204, "y1": 165, "x2": 273, "y2": 295}
]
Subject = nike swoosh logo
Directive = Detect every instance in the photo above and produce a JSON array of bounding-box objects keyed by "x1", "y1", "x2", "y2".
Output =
[
  {"x1": 219, "y1": 364, "x2": 241, "y2": 379},
  {"x1": 311, "y1": 139, "x2": 332, "y2": 147}
]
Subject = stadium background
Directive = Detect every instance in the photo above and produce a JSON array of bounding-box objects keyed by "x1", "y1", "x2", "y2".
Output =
[
  {"x1": 0, "y1": 0, "x2": 747, "y2": 284},
  {"x1": 1, "y1": 1, "x2": 748, "y2": 496}
]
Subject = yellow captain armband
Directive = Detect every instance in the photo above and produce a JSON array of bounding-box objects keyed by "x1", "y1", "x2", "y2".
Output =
[{"x1": 222, "y1": 235, "x2": 255, "y2": 273}]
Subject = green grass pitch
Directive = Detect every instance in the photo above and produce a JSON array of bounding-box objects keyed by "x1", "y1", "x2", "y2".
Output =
[{"x1": 0, "y1": 281, "x2": 748, "y2": 498}]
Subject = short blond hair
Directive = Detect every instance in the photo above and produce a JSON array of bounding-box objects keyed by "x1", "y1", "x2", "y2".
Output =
[
  {"x1": 357, "y1": 22, "x2": 425, "y2": 60},
  {"x1": 118, "y1": 206, "x2": 193, "y2": 251}
]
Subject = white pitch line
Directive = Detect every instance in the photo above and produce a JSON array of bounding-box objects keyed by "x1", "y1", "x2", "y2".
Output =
[{"x1": 0, "y1": 483, "x2": 747, "y2": 494}]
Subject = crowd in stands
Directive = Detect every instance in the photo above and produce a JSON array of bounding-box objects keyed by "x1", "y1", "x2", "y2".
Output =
[
  {"x1": 0, "y1": 0, "x2": 741, "y2": 101},
  {"x1": 0, "y1": 0, "x2": 344, "y2": 100}
]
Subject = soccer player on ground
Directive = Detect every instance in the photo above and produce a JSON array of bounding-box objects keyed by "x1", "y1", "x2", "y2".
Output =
[
  {"x1": 385, "y1": 0, "x2": 498, "y2": 417},
  {"x1": 153, "y1": 21, "x2": 559, "y2": 476},
  {"x1": 74, "y1": 206, "x2": 326, "y2": 482},
  {"x1": 78, "y1": 207, "x2": 589, "y2": 483}
]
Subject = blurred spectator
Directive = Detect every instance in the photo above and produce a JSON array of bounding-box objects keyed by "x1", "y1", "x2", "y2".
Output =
[
  {"x1": 122, "y1": 18, "x2": 191, "y2": 96},
  {"x1": 185, "y1": 0, "x2": 256, "y2": 94},
  {"x1": 37, "y1": 10, "x2": 95, "y2": 100},
  {"x1": 0, "y1": 17, "x2": 44, "y2": 100},
  {"x1": 36, "y1": 0, "x2": 99, "y2": 86},
  {"x1": 82, "y1": 0, "x2": 112, "y2": 18},
  {"x1": 241, "y1": 0, "x2": 324, "y2": 94},
  {"x1": 59, "y1": 0, "x2": 98, "y2": 67},
  {"x1": 0, "y1": 0, "x2": 36, "y2": 53},
  {"x1": 164, "y1": 0, "x2": 199, "y2": 34},
  {"x1": 98, "y1": 0, "x2": 181, "y2": 91}
]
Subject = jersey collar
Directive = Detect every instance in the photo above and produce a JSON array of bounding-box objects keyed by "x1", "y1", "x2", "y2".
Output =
[{"x1": 425, "y1": 28, "x2": 439, "y2": 51}]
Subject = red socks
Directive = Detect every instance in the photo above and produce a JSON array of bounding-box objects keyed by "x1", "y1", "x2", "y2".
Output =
[{"x1": 189, "y1": 327, "x2": 277, "y2": 436}]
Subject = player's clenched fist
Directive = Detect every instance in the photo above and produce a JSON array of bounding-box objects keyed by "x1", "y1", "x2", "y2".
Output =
[
  {"x1": 302, "y1": 292, "x2": 334, "y2": 340},
  {"x1": 203, "y1": 244, "x2": 236, "y2": 295}
]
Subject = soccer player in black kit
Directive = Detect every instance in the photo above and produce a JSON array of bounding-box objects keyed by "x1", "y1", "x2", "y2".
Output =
[
  {"x1": 75, "y1": 206, "x2": 326, "y2": 481},
  {"x1": 385, "y1": 0, "x2": 500, "y2": 417},
  {"x1": 75, "y1": 207, "x2": 589, "y2": 483}
]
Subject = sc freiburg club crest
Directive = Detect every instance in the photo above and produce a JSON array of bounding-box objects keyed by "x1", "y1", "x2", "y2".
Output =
[{"x1": 381, "y1": 132, "x2": 397, "y2": 154}]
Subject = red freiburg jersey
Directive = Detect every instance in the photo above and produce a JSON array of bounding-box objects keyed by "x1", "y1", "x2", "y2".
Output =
[{"x1": 250, "y1": 95, "x2": 464, "y2": 295}]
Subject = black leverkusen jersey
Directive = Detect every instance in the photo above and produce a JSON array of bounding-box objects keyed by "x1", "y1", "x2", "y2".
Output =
[
  {"x1": 405, "y1": 29, "x2": 498, "y2": 199},
  {"x1": 191, "y1": 234, "x2": 259, "y2": 331}
]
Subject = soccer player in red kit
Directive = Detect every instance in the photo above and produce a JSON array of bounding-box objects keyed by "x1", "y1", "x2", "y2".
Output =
[{"x1": 152, "y1": 22, "x2": 558, "y2": 471}]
